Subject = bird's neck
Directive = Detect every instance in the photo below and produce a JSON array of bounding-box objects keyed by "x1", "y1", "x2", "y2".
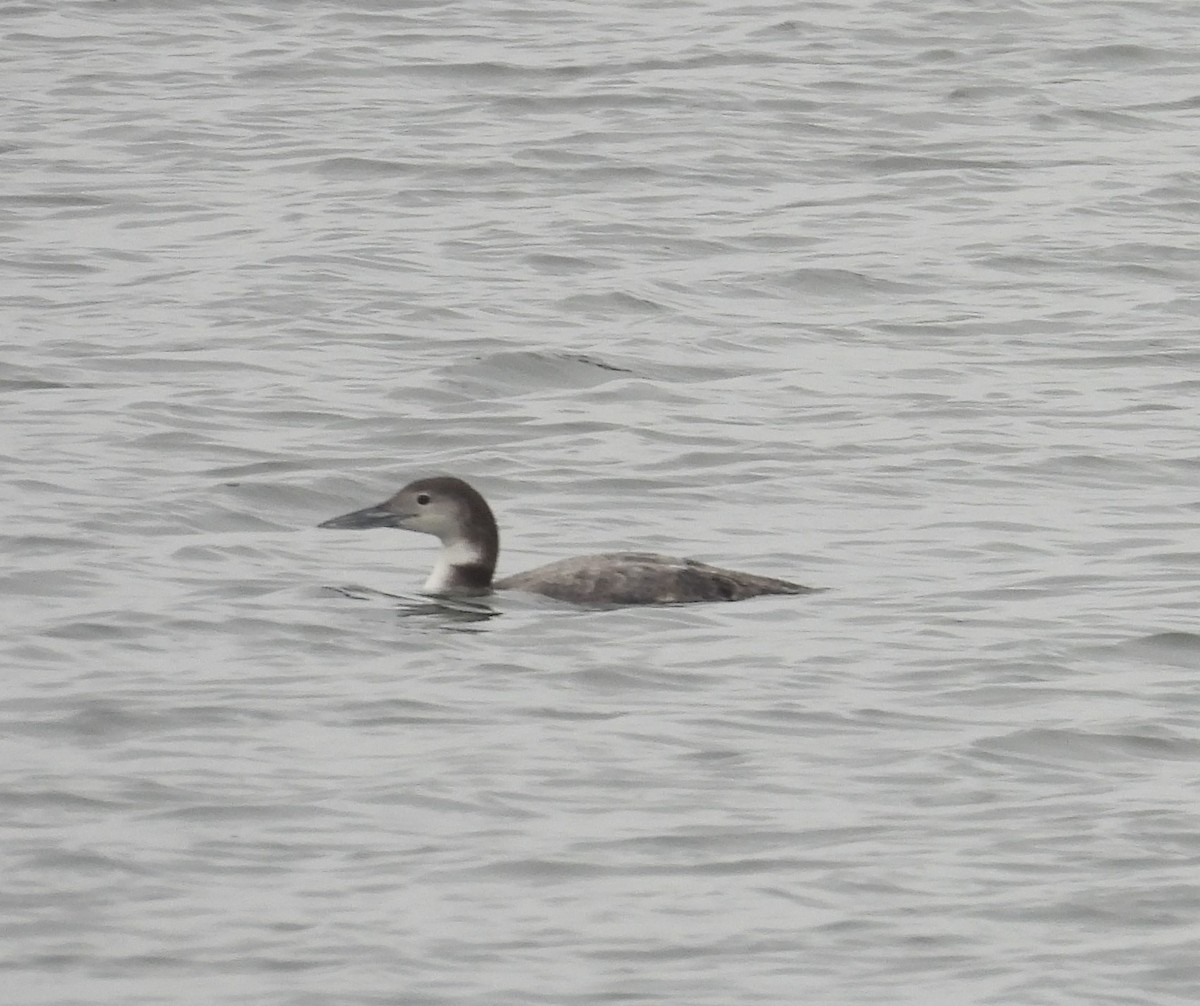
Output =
[{"x1": 423, "y1": 537, "x2": 495, "y2": 595}]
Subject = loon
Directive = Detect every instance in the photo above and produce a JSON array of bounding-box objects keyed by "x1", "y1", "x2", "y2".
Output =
[{"x1": 319, "y1": 476, "x2": 815, "y2": 606}]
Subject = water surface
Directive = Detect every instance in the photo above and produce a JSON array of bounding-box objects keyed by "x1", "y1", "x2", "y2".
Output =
[{"x1": 4, "y1": 2, "x2": 1200, "y2": 1003}]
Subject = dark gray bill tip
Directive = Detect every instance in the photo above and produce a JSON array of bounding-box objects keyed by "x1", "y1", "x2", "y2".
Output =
[{"x1": 318, "y1": 503, "x2": 400, "y2": 530}]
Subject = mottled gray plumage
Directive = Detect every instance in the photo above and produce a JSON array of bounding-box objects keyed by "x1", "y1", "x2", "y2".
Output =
[
  {"x1": 320, "y1": 476, "x2": 815, "y2": 606},
  {"x1": 496, "y1": 553, "x2": 812, "y2": 605}
]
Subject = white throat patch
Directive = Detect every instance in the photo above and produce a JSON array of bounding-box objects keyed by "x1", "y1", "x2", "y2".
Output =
[{"x1": 423, "y1": 539, "x2": 486, "y2": 593}]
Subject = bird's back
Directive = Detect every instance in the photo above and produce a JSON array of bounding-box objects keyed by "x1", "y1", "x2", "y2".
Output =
[{"x1": 495, "y1": 552, "x2": 813, "y2": 606}]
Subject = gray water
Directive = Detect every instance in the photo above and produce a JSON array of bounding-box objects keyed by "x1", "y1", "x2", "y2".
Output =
[{"x1": 4, "y1": 1, "x2": 1200, "y2": 1003}]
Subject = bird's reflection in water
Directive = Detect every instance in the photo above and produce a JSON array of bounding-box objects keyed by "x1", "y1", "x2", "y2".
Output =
[{"x1": 324, "y1": 584, "x2": 500, "y2": 627}]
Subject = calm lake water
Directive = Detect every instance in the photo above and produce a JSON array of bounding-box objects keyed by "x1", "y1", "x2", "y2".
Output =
[{"x1": 4, "y1": 2, "x2": 1200, "y2": 1003}]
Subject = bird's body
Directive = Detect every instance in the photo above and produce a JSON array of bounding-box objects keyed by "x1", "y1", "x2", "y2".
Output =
[{"x1": 320, "y1": 476, "x2": 814, "y2": 606}]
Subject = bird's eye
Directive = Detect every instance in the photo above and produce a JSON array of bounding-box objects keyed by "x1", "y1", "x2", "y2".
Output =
[{"x1": 416, "y1": 493, "x2": 431, "y2": 505}]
